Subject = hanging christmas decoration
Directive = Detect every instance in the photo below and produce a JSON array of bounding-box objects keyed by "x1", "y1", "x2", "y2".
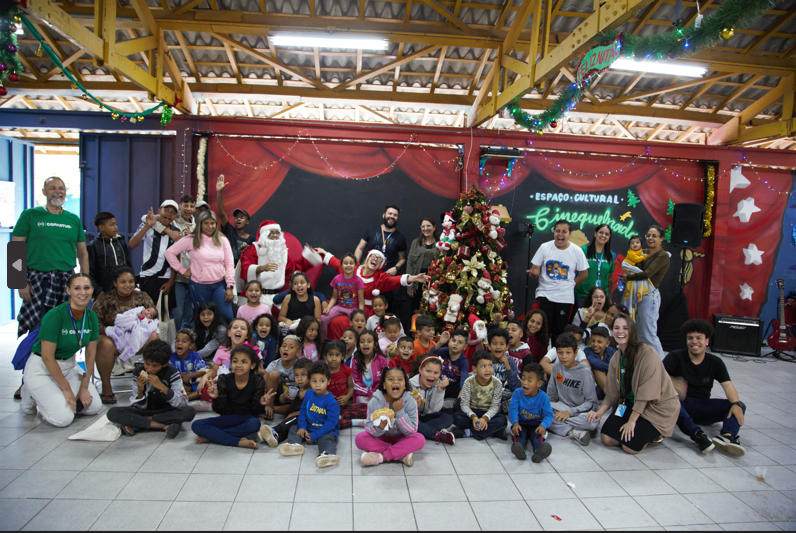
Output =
[
  {"x1": 627, "y1": 189, "x2": 641, "y2": 208},
  {"x1": 0, "y1": 2, "x2": 22, "y2": 87},
  {"x1": 665, "y1": 225, "x2": 673, "y2": 243},
  {"x1": 506, "y1": 0, "x2": 775, "y2": 133},
  {"x1": 703, "y1": 165, "x2": 716, "y2": 237},
  {"x1": 667, "y1": 199, "x2": 675, "y2": 216},
  {"x1": 160, "y1": 105, "x2": 173, "y2": 126},
  {"x1": 196, "y1": 137, "x2": 208, "y2": 201}
]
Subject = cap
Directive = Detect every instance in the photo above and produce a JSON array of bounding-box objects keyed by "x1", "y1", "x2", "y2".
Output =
[
  {"x1": 160, "y1": 200, "x2": 179, "y2": 211},
  {"x1": 233, "y1": 208, "x2": 250, "y2": 219},
  {"x1": 195, "y1": 200, "x2": 209, "y2": 209}
]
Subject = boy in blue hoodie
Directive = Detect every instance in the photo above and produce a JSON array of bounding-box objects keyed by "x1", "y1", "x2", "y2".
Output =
[
  {"x1": 278, "y1": 361, "x2": 341, "y2": 468},
  {"x1": 583, "y1": 326, "x2": 616, "y2": 399},
  {"x1": 509, "y1": 362, "x2": 554, "y2": 463}
]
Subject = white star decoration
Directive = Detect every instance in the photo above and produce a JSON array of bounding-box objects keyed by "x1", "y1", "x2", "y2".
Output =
[
  {"x1": 733, "y1": 197, "x2": 761, "y2": 223},
  {"x1": 730, "y1": 166, "x2": 751, "y2": 193},
  {"x1": 740, "y1": 283, "x2": 754, "y2": 301},
  {"x1": 743, "y1": 243, "x2": 765, "y2": 265}
]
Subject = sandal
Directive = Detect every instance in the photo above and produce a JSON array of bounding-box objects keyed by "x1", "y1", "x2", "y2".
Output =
[
  {"x1": 121, "y1": 426, "x2": 137, "y2": 437},
  {"x1": 100, "y1": 393, "x2": 117, "y2": 405}
]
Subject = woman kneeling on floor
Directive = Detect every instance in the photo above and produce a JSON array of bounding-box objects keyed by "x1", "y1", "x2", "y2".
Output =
[
  {"x1": 586, "y1": 313, "x2": 678, "y2": 454},
  {"x1": 20, "y1": 273, "x2": 103, "y2": 427}
]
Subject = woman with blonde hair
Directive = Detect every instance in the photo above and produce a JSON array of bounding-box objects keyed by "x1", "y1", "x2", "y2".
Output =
[{"x1": 166, "y1": 210, "x2": 235, "y2": 323}]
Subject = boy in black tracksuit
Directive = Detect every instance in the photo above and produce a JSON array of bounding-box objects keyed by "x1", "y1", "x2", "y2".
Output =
[{"x1": 88, "y1": 212, "x2": 133, "y2": 297}]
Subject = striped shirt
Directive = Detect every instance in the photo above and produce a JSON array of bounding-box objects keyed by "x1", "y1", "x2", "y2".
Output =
[{"x1": 137, "y1": 221, "x2": 176, "y2": 279}]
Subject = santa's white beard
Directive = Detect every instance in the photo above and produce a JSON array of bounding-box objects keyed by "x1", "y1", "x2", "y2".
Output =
[{"x1": 256, "y1": 237, "x2": 288, "y2": 293}]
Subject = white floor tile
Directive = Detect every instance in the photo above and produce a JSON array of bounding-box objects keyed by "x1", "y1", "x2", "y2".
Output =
[
  {"x1": 0, "y1": 469, "x2": 78, "y2": 499},
  {"x1": 684, "y1": 492, "x2": 766, "y2": 524},
  {"x1": 158, "y1": 502, "x2": 231, "y2": 531},
  {"x1": 459, "y1": 473, "x2": 523, "y2": 501},
  {"x1": 413, "y1": 501, "x2": 481, "y2": 530},
  {"x1": 175, "y1": 474, "x2": 243, "y2": 502},
  {"x1": 511, "y1": 472, "x2": 577, "y2": 500},
  {"x1": 22, "y1": 498, "x2": 111, "y2": 531},
  {"x1": 633, "y1": 494, "x2": 713, "y2": 526},
  {"x1": 702, "y1": 466, "x2": 776, "y2": 492},
  {"x1": 560, "y1": 471, "x2": 627, "y2": 498},
  {"x1": 353, "y1": 502, "x2": 417, "y2": 531},
  {"x1": 528, "y1": 498, "x2": 602, "y2": 531},
  {"x1": 719, "y1": 522, "x2": 783, "y2": 531},
  {"x1": 353, "y1": 475, "x2": 410, "y2": 502},
  {"x1": 0, "y1": 498, "x2": 50, "y2": 531},
  {"x1": 732, "y1": 491, "x2": 796, "y2": 522},
  {"x1": 449, "y1": 453, "x2": 506, "y2": 475},
  {"x1": 90, "y1": 500, "x2": 172, "y2": 531},
  {"x1": 116, "y1": 473, "x2": 189, "y2": 501},
  {"x1": 608, "y1": 470, "x2": 677, "y2": 496},
  {"x1": 653, "y1": 468, "x2": 726, "y2": 494},
  {"x1": 55, "y1": 471, "x2": 134, "y2": 501},
  {"x1": 407, "y1": 475, "x2": 468, "y2": 502},
  {"x1": 471, "y1": 500, "x2": 541, "y2": 530},
  {"x1": 294, "y1": 475, "x2": 352, "y2": 503},
  {"x1": 580, "y1": 496, "x2": 658, "y2": 529},
  {"x1": 223, "y1": 502, "x2": 293, "y2": 531},
  {"x1": 290, "y1": 502, "x2": 352, "y2": 531}
]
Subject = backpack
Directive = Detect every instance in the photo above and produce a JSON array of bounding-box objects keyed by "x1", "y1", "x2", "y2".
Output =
[{"x1": 13, "y1": 328, "x2": 40, "y2": 371}]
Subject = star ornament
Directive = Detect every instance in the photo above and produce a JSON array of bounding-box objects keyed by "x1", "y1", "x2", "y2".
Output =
[
  {"x1": 742, "y1": 243, "x2": 764, "y2": 266},
  {"x1": 729, "y1": 166, "x2": 751, "y2": 194},
  {"x1": 733, "y1": 197, "x2": 761, "y2": 223},
  {"x1": 739, "y1": 283, "x2": 754, "y2": 301}
]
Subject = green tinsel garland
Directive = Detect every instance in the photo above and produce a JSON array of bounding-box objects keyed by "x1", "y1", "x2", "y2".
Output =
[
  {"x1": 507, "y1": 0, "x2": 776, "y2": 133},
  {"x1": 0, "y1": 1, "x2": 23, "y2": 88}
]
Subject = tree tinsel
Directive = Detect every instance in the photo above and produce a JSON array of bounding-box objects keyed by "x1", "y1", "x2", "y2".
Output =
[
  {"x1": 507, "y1": 0, "x2": 776, "y2": 133},
  {"x1": 0, "y1": 0, "x2": 23, "y2": 89},
  {"x1": 19, "y1": 13, "x2": 170, "y2": 122},
  {"x1": 161, "y1": 105, "x2": 173, "y2": 126}
]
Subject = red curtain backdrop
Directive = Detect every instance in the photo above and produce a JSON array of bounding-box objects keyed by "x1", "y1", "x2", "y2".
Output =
[{"x1": 206, "y1": 136, "x2": 793, "y2": 319}]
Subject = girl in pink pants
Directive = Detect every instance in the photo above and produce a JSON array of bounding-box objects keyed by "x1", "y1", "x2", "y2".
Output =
[{"x1": 356, "y1": 367, "x2": 424, "y2": 466}]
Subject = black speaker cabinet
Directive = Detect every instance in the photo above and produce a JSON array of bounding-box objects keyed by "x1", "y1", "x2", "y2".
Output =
[
  {"x1": 711, "y1": 314, "x2": 763, "y2": 357},
  {"x1": 672, "y1": 203, "x2": 705, "y2": 248}
]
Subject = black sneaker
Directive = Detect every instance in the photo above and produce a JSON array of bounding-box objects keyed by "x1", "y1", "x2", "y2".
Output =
[
  {"x1": 13, "y1": 385, "x2": 21, "y2": 401},
  {"x1": 165, "y1": 423, "x2": 182, "y2": 439},
  {"x1": 495, "y1": 428, "x2": 508, "y2": 441},
  {"x1": 589, "y1": 428, "x2": 598, "y2": 439},
  {"x1": 531, "y1": 442, "x2": 552, "y2": 463},
  {"x1": 449, "y1": 426, "x2": 466, "y2": 439},
  {"x1": 712, "y1": 434, "x2": 746, "y2": 457},
  {"x1": 511, "y1": 441, "x2": 527, "y2": 460},
  {"x1": 694, "y1": 431, "x2": 715, "y2": 455}
]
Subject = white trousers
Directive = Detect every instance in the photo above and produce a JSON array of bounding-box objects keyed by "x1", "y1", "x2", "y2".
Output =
[{"x1": 23, "y1": 355, "x2": 102, "y2": 427}]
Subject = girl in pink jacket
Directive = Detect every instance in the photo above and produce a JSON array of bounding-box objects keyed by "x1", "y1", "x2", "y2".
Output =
[
  {"x1": 352, "y1": 330, "x2": 388, "y2": 403},
  {"x1": 165, "y1": 211, "x2": 235, "y2": 324}
]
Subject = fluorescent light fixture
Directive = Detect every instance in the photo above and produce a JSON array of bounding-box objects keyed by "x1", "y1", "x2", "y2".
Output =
[
  {"x1": 611, "y1": 58, "x2": 707, "y2": 77},
  {"x1": 269, "y1": 33, "x2": 388, "y2": 50}
]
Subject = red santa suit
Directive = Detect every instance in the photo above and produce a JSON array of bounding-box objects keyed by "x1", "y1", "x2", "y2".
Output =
[
  {"x1": 237, "y1": 220, "x2": 321, "y2": 312},
  {"x1": 324, "y1": 249, "x2": 410, "y2": 339}
]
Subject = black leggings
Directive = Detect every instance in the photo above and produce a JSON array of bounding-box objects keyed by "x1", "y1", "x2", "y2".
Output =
[
  {"x1": 107, "y1": 406, "x2": 196, "y2": 429},
  {"x1": 537, "y1": 297, "x2": 575, "y2": 343},
  {"x1": 600, "y1": 404, "x2": 661, "y2": 452}
]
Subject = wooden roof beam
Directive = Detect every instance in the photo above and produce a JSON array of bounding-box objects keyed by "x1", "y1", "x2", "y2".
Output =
[
  {"x1": 331, "y1": 44, "x2": 441, "y2": 92},
  {"x1": 743, "y1": 10, "x2": 796, "y2": 54},
  {"x1": 174, "y1": 31, "x2": 199, "y2": 80},
  {"x1": 358, "y1": 105, "x2": 398, "y2": 124},
  {"x1": 631, "y1": 0, "x2": 665, "y2": 35},
  {"x1": 610, "y1": 72, "x2": 733, "y2": 105},
  {"x1": 712, "y1": 74, "x2": 762, "y2": 114},
  {"x1": 431, "y1": 46, "x2": 448, "y2": 93},
  {"x1": 421, "y1": 0, "x2": 472, "y2": 33},
  {"x1": 270, "y1": 102, "x2": 306, "y2": 118},
  {"x1": 708, "y1": 74, "x2": 791, "y2": 144}
]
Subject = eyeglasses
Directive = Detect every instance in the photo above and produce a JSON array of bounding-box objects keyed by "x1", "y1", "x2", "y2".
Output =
[{"x1": 645, "y1": 234, "x2": 660, "y2": 239}]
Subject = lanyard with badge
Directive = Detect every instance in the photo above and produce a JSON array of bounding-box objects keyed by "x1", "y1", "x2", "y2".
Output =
[
  {"x1": 381, "y1": 226, "x2": 393, "y2": 253},
  {"x1": 68, "y1": 306, "x2": 87, "y2": 348},
  {"x1": 595, "y1": 251, "x2": 604, "y2": 287},
  {"x1": 615, "y1": 355, "x2": 627, "y2": 416}
]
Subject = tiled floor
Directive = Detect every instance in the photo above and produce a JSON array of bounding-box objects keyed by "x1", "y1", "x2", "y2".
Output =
[{"x1": 1, "y1": 322, "x2": 796, "y2": 531}]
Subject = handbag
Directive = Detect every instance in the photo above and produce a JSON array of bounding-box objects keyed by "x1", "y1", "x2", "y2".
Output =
[
  {"x1": 156, "y1": 292, "x2": 177, "y2": 346},
  {"x1": 12, "y1": 328, "x2": 40, "y2": 371},
  {"x1": 68, "y1": 414, "x2": 121, "y2": 442}
]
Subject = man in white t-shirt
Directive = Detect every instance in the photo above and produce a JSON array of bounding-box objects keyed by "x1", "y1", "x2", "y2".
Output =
[{"x1": 527, "y1": 220, "x2": 589, "y2": 342}]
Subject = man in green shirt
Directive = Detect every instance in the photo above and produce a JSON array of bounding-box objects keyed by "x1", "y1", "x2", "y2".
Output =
[{"x1": 12, "y1": 176, "x2": 89, "y2": 338}]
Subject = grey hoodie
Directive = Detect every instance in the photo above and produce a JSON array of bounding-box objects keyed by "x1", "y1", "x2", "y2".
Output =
[
  {"x1": 364, "y1": 390, "x2": 419, "y2": 438},
  {"x1": 408, "y1": 374, "x2": 445, "y2": 416},
  {"x1": 547, "y1": 360, "x2": 598, "y2": 416}
]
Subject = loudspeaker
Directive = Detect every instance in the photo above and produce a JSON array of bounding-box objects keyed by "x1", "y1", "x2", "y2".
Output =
[
  {"x1": 671, "y1": 203, "x2": 705, "y2": 248},
  {"x1": 711, "y1": 314, "x2": 763, "y2": 357}
]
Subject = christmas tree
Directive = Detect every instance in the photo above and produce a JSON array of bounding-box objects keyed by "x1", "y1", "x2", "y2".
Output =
[{"x1": 420, "y1": 186, "x2": 513, "y2": 333}]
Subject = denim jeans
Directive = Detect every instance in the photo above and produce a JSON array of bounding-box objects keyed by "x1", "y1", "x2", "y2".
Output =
[
  {"x1": 636, "y1": 287, "x2": 664, "y2": 357},
  {"x1": 173, "y1": 281, "x2": 194, "y2": 330},
  {"x1": 677, "y1": 397, "x2": 746, "y2": 438},
  {"x1": 514, "y1": 421, "x2": 544, "y2": 452},
  {"x1": 191, "y1": 414, "x2": 260, "y2": 447},
  {"x1": 189, "y1": 280, "x2": 233, "y2": 324}
]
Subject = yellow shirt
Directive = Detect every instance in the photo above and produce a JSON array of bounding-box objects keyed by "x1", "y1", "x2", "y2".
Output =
[{"x1": 625, "y1": 249, "x2": 647, "y2": 267}]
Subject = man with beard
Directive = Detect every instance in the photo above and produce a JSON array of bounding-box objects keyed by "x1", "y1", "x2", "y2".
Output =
[
  {"x1": 354, "y1": 205, "x2": 409, "y2": 328},
  {"x1": 216, "y1": 175, "x2": 255, "y2": 264},
  {"x1": 238, "y1": 220, "x2": 319, "y2": 310},
  {"x1": 12, "y1": 176, "x2": 89, "y2": 398}
]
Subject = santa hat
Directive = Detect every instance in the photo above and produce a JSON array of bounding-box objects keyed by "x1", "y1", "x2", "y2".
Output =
[
  {"x1": 365, "y1": 249, "x2": 386, "y2": 268},
  {"x1": 260, "y1": 220, "x2": 281, "y2": 234},
  {"x1": 482, "y1": 269, "x2": 492, "y2": 282},
  {"x1": 491, "y1": 209, "x2": 500, "y2": 217},
  {"x1": 468, "y1": 313, "x2": 487, "y2": 340},
  {"x1": 430, "y1": 281, "x2": 439, "y2": 292}
]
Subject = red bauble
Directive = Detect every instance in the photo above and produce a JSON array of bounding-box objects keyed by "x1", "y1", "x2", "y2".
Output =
[
  {"x1": 0, "y1": 86, "x2": 6, "y2": 97},
  {"x1": 8, "y1": 73, "x2": 19, "y2": 83},
  {"x1": 480, "y1": 244, "x2": 490, "y2": 254}
]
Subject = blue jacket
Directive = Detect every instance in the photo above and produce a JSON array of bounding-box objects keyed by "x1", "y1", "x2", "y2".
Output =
[
  {"x1": 169, "y1": 351, "x2": 208, "y2": 374},
  {"x1": 493, "y1": 356, "x2": 521, "y2": 392},
  {"x1": 299, "y1": 389, "x2": 340, "y2": 441},
  {"x1": 253, "y1": 334, "x2": 277, "y2": 368},
  {"x1": 508, "y1": 388, "x2": 554, "y2": 428},
  {"x1": 584, "y1": 345, "x2": 616, "y2": 374}
]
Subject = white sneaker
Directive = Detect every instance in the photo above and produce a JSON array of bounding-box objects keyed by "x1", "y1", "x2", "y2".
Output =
[
  {"x1": 401, "y1": 453, "x2": 414, "y2": 467},
  {"x1": 570, "y1": 429, "x2": 590, "y2": 446},
  {"x1": 279, "y1": 443, "x2": 305, "y2": 456},
  {"x1": 123, "y1": 359, "x2": 136, "y2": 372},
  {"x1": 315, "y1": 453, "x2": 339, "y2": 468},
  {"x1": 111, "y1": 360, "x2": 126, "y2": 376},
  {"x1": 258, "y1": 425, "x2": 278, "y2": 448},
  {"x1": 19, "y1": 384, "x2": 36, "y2": 415}
]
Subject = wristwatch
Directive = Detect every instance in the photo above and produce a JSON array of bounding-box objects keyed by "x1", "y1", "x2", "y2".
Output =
[
  {"x1": 731, "y1": 401, "x2": 742, "y2": 407},
  {"x1": 227, "y1": 285, "x2": 234, "y2": 290}
]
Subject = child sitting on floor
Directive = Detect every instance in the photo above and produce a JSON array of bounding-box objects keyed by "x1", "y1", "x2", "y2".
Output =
[
  {"x1": 487, "y1": 327, "x2": 521, "y2": 414},
  {"x1": 352, "y1": 330, "x2": 388, "y2": 404},
  {"x1": 437, "y1": 329, "x2": 470, "y2": 399},
  {"x1": 452, "y1": 350, "x2": 507, "y2": 440},
  {"x1": 236, "y1": 280, "x2": 271, "y2": 324},
  {"x1": 365, "y1": 295, "x2": 390, "y2": 335},
  {"x1": 191, "y1": 346, "x2": 274, "y2": 449},
  {"x1": 194, "y1": 301, "x2": 227, "y2": 362},
  {"x1": 105, "y1": 306, "x2": 160, "y2": 363},
  {"x1": 264, "y1": 334, "x2": 301, "y2": 418},
  {"x1": 321, "y1": 253, "x2": 365, "y2": 338},
  {"x1": 378, "y1": 317, "x2": 404, "y2": 360},
  {"x1": 506, "y1": 319, "x2": 532, "y2": 372},
  {"x1": 356, "y1": 367, "x2": 424, "y2": 467},
  {"x1": 258, "y1": 357, "x2": 313, "y2": 447},
  {"x1": 413, "y1": 315, "x2": 437, "y2": 358},
  {"x1": 213, "y1": 317, "x2": 260, "y2": 370},
  {"x1": 509, "y1": 362, "x2": 553, "y2": 463},
  {"x1": 349, "y1": 309, "x2": 368, "y2": 336},
  {"x1": 252, "y1": 313, "x2": 279, "y2": 369},
  {"x1": 278, "y1": 361, "x2": 341, "y2": 468},
  {"x1": 546, "y1": 333, "x2": 599, "y2": 446},
  {"x1": 539, "y1": 324, "x2": 589, "y2": 379},
  {"x1": 409, "y1": 355, "x2": 455, "y2": 445},
  {"x1": 296, "y1": 315, "x2": 323, "y2": 361},
  {"x1": 583, "y1": 326, "x2": 616, "y2": 398},
  {"x1": 387, "y1": 337, "x2": 416, "y2": 374},
  {"x1": 341, "y1": 327, "x2": 358, "y2": 367},
  {"x1": 107, "y1": 340, "x2": 196, "y2": 438},
  {"x1": 169, "y1": 329, "x2": 208, "y2": 401}
]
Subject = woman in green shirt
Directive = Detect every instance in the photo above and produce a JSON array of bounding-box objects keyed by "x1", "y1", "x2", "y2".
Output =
[
  {"x1": 20, "y1": 273, "x2": 103, "y2": 427},
  {"x1": 575, "y1": 224, "x2": 615, "y2": 307}
]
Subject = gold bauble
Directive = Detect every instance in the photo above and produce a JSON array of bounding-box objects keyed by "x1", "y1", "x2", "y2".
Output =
[
  {"x1": 112, "y1": 112, "x2": 119, "y2": 120},
  {"x1": 445, "y1": 272, "x2": 456, "y2": 282},
  {"x1": 720, "y1": 28, "x2": 734, "y2": 39},
  {"x1": 450, "y1": 241, "x2": 460, "y2": 251},
  {"x1": 437, "y1": 310, "x2": 445, "y2": 318},
  {"x1": 138, "y1": 115, "x2": 144, "y2": 122},
  {"x1": 130, "y1": 117, "x2": 137, "y2": 124},
  {"x1": 475, "y1": 252, "x2": 482, "y2": 258}
]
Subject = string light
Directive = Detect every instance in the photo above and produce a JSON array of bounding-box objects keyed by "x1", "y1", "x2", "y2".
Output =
[{"x1": 215, "y1": 135, "x2": 301, "y2": 169}]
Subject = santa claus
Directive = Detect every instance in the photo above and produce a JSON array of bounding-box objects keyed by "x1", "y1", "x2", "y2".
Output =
[
  {"x1": 238, "y1": 220, "x2": 322, "y2": 309},
  {"x1": 315, "y1": 247, "x2": 429, "y2": 339}
]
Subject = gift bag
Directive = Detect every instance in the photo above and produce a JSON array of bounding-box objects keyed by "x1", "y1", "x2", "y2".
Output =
[{"x1": 156, "y1": 292, "x2": 177, "y2": 346}]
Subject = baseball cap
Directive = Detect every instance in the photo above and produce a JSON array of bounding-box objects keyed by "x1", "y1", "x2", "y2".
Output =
[
  {"x1": 160, "y1": 200, "x2": 179, "y2": 211},
  {"x1": 233, "y1": 208, "x2": 250, "y2": 219},
  {"x1": 195, "y1": 200, "x2": 209, "y2": 209}
]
